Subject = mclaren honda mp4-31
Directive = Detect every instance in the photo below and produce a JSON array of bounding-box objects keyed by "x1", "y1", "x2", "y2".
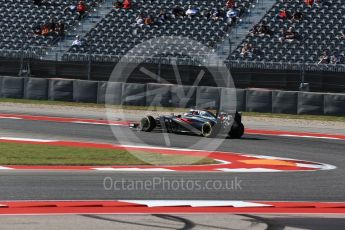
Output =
[{"x1": 131, "y1": 109, "x2": 245, "y2": 138}]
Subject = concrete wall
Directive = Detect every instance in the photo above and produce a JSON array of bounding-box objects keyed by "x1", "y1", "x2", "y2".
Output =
[{"x1": 1, "y1": 76, "x2": 344, "y2": 116}]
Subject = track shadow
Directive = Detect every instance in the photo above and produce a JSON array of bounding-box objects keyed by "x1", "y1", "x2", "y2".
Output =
[
  {"x1": 137, "y1": 129, "x2": 266, "y2": 141},
  {"x1": 228, "y1": 136, "x2": 266, "y2": 141},
  {"x1": 242, "y1": 214, "x2": 345, "y2": 230}
]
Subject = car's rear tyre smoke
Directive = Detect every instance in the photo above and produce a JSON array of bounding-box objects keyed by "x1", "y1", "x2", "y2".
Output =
[{"x1": 140, "y1": 116, "x2": 156, "y2": 132}]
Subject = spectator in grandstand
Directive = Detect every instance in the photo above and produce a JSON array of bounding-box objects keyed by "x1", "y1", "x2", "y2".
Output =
[
  {"x1": 172, "y1": 5, "x2": 185, "y2": 18},
  {"x1": 32, "y1": 18, "x2": 60, "y2": 38},
  {"x1": 240, "y1": 43, "x2": 254, "y2": 58},
  {"x1": 114, "y1": 1, "x2": 122, "y2": 8},
  {"x1": 185, "y1": 6, "x2": 198, "y2": 18},
  {"x1": 330, "y1": 52, "x2": 341, "y2": 64},
  {"x1": 157, "y1": 10, "x2": 168, "y2": 23},
  {"x1": 65, "y1": 3, "x2": 77, "y2": 13},
  {"x1": 250, "y1": 24, "x2": 272, "y2": 36},
  {"x1": 318, "y1": 51, "x2": 330, "y2": 64},
  {"x1": 276, "y1": 9, "x2": 291, "y2": 20},
  {"x1": 226, "y1": 0, "x2": 235, "y2": 9},
  {"x1": 144, "y1": 16, "x2": 154, "y2": 26},
  {"x1": 305, "y1": 0, "x2": 314, "y2": 7},
  {"x1": 212, "y1": 9, "x2": 222, "y2": 20},
  {"x1": 47, "y1": 17, "x2": 56, "y2": 32},
  {"x1": 279, "y1": 27, "x2": 299, "y2": 43},
  {"x1": 76, "y1": 1, "x2": 87, "y2": 21},
  {"x1": 250, "y1": 25, "x2": 260, "y2": 36},
  {"x1": 292, "y1": 11, "x2": 303, "y2": 21},
  {"x1": 136, "y1": 13, "x2": 145, "y2": 27},
  {"x1": 226, "y1": 7, "x2": 239, "y2": 25},
  {"x1": 123, "y1": 0, "x2": 132, "y2": 9},
  {"x1": 41, "y1": 24, "x2": 50, "y2": 36},
  {"x1": 56, "y1": 21, "x2": 65, "y2": 39},
  {"x1": 72, "y1": 35, "x2": 82, "y2": 46}
]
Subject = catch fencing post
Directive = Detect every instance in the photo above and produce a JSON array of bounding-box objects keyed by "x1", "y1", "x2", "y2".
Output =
[
  {"x1": 87, "y1": 46, "x2": 92, "y2": 80},
  {"x1": 157, "y1": 57, "x2": 161, "y2": 83}
]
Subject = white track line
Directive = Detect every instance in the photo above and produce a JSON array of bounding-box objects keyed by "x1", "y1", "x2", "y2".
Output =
[
  {"x1": 0, "y1": 137, "x2": 57, "y2": 142},
  {"x1": 71, "y1": 121, "x2": 125, "y2": 126},
  {"x1": 216, "y1": 168, "x2": 282, "y2": 172},
  {"x1": 0, "y1": 166, "x2": 13, "y2": 170},
  {"x1": 92, "y1": 168, "x2": 175, "y2": 171},
  {"x1": 279, "y1": 134, "x2": 342, "y2": 140},
  {"x1": 296, "y1": 163, "x2": 336, "y2": 170},
  {"x1": 0, "y1": 116, "x2": 22, "y2": 120},
  {"x1": 119, "y1": 200, "x2": 273, "y2": 207}
]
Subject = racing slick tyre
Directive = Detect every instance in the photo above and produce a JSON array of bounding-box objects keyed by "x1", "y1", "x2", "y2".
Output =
[
  {"x1": 140, "y1": 116, "x2": 156, "y2": 132},
  {"x1": 229, "y1": 122, "x2": 244, "y2": 139},
  {"x1": 201, "y1": 122, "x2": 220, "y2": 138}
]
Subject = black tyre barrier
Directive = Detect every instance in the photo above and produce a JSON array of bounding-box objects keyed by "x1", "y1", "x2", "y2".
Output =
[
  {"x1": 171, "y1": 85, "x2": 197, "y2": 108},
  {"x1": 196, "y1": 86, "x2": 221, "y2": 110},
  {"x1": 73, "y1": 80, "x2": 98, "y2": 103},
  {"x1": 99, "y1": 82, "x2": 123, "y2": 105},
  {"x1": 298, "y1": 92, "x2": 324, "y2": 115},
  {"x1": 0, "y1": 76, "x2": 3, "y2": 97},
  {"x1": 1, "y1": 77, "x2": 344, "y2": 116},
  {"x1": 219, "y1": 87, "x2": 237, "y2": 112},
  {"x1": 146, "y1": 83, "x2": 172, "y2": 107},
  {"x1": 121, "y1": 83, "x2": 147, "y2": 106},
  {"x1": 246, "y1": 90, "x2": 272, "y2": 113},
  {"x1": 1, "y1": 76, "x2": 24, "y2": 99},
  {"x1": 236, "y1": 89, "x2": 246, "y2": 112},
  {"x1": 324, "y1": 94, "x2": 345, "y2": 116},
  {"x1": 272, "y1": 91, "x2": 298, "y2": 114},
  {"x1": 24, "y1": 78, "x2": 49, "y2": 100},
  {"x1": 49, "y1": 79, "x2": 74, "y2": 102}
]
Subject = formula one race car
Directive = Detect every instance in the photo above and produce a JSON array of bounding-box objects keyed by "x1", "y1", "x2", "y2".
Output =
[{"x1": 131, "y1": 109, "x2": 245, "y2": 138}]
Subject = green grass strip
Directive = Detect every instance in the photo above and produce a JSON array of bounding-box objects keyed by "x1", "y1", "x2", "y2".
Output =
[{"x1": 0, "y1": 142, "x2": 215, "y2": 166}]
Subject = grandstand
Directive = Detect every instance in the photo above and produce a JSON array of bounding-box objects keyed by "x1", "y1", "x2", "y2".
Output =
[
  {"x1": 0, "y1": 0, "x2": 344, "y2": 92},
  {"x1": 0, "y1": 0, "x2": 103, "y2": 58},
  {"x1": 230, "y1": 0, "x2": 345, "y2": 64},
  {"x1": 0, "y1": 0, "x2": 259, "y2": 61},
  {"x1": 62, "y1": 0, "x2": 256, "y2": 62}
]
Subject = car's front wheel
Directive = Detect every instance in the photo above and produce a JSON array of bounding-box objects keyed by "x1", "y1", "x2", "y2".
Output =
[
  {"x1": 140, "y1": 116, "x2": 156, "y2": 132},
  {"x1": 201, "y1": 122, "x2": 220, "y2": 138}
]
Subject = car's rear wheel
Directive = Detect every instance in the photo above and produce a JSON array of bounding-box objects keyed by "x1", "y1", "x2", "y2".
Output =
[
  {"x1": 229, "y1": 123, "x2": 244, "y2": 138},
  {"x1": 140, "y1": 116, "x2": 156, "y2": 132}
]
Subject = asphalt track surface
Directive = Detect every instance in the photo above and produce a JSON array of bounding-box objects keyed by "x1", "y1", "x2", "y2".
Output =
[
  {"x1": 1, "y1": 214, "x2": 345, "y2": 230},
  {"x1": 0, "y1": 118, "x2": 344, "y2": 201}
]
